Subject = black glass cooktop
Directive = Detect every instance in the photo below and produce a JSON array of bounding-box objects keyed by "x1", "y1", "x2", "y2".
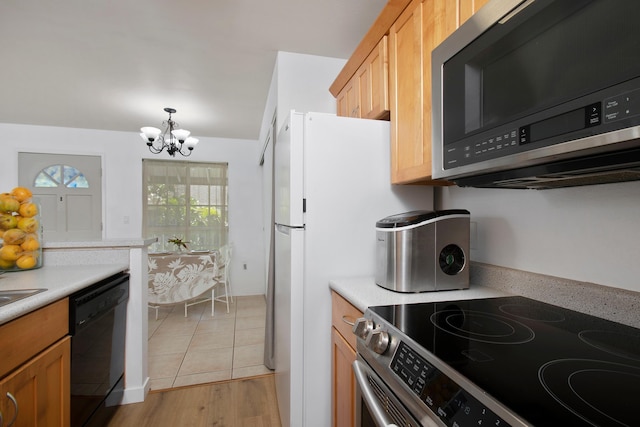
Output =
[{"x1": 369, "y1": 296, "x2": 640, "y2": 427}]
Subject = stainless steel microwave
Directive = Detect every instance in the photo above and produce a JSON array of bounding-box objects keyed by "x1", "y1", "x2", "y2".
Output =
[{"x1": 432, "y1": 0, "x2": 640, "y2": 189}]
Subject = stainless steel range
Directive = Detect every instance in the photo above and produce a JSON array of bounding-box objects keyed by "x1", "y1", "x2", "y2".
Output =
[{"x1": 353, "y1": 295, "x2": 640, "y2": 426}]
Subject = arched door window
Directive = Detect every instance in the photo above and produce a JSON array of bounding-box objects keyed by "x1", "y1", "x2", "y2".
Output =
[{"x1": 35, "y1": 165, "x2": 90, "y2": 188}]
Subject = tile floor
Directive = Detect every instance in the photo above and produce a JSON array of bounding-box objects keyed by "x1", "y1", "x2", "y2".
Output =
[{"x1": 147, "y1": 295, "x2": 272, "y2": 391}]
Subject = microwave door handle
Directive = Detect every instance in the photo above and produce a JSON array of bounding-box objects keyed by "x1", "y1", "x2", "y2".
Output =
[
  {"x1": 353, "y1": 360, "x2": 399, "y2": 427},
  {"x1": 499, "y1": 0, "x2": 535, "y2": 24}
]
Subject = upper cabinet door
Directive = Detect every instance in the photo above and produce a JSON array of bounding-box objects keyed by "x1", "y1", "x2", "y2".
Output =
[
  {"x1": 389, "y1": 0, "x2": 426, "y2": 184},
  {"x1": 337, "y1": 79, "x2": 360, "y2": 118},
  {"x1": 390, "y1": 0, "x2": 468, "y2": 184},
  {"x1": 337, "y1": 37, "x2": 389, "y2": 120},
  {"x1": 360, "y1": 36, "x2": 390, "y2": 120}
]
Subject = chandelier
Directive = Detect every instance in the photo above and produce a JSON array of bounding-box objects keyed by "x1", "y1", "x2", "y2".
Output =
[{"x1": 140, "y1": 107, "x2": 199, "y2": 157}]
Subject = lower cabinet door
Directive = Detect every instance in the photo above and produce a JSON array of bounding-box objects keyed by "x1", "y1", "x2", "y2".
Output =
[
  {"x1": 332, "y1": 327, "x2": 357, "y2": 427},
  {"x1": 0, "y1": 336, "x2": 70, "y2": 427}
]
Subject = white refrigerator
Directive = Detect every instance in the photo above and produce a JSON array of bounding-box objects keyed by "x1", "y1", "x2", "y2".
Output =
[{"x1": 272, "y1": 111, "x2": 433, "y2": 427}]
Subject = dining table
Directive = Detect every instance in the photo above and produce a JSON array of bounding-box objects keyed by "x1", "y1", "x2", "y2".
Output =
[{"x1": 147, "y1": 251, "x2": 219, "y2": 315}]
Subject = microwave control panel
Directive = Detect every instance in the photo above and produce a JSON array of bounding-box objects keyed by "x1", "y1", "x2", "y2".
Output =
[
  {"x1": 444, "y1": 101, "x2": 604, "y2": 170},
  {"x1": 603, "y1": 87, "x2": 640, "y2": 123},
  {"x1": 443, "y1": 83, "x2": 640, "y2": 171}
]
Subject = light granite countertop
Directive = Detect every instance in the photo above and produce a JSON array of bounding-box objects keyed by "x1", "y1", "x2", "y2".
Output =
[
  {"x1": 0, "y1": 264, "x2": 129, "y2": 325},
  {"x1": 44, "y1": 237, "x2": 157, "y2": 249},
  {"x1": 329, "y1": 276, "x2": 510, "y2": 313},
  {"x1": 329, "y1": 264, "x2": 640, "y2": 331}
]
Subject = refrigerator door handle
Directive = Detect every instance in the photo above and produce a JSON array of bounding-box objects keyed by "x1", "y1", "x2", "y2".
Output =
[{"x1": 275, "y1": 224, "x2": 304, "y2": 233}]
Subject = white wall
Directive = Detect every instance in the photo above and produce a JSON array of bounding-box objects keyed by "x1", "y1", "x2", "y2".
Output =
[
  {"x1": 259, "y1": 51, "x2": 345, "y2": 146},
  {"x1": 441, "y1": 182, "x2": 640, "y2": 292},
  {"x1": 274, "y1": 51, "x2": 346, "y2": 134},
  {"x1": 1, "y1": 123, "x2": 265, "y2": 296},
  {"x1": 257, "y1": 51, "x2": 348, "y2": 291}
]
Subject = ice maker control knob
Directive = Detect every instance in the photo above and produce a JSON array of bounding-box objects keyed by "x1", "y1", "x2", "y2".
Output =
[
  {"x1": 353, "y1": 318, "x2": 373, "y2": 339},
  {"x1": 366, "y1": 329, "x2": 390, "y2": 354}
]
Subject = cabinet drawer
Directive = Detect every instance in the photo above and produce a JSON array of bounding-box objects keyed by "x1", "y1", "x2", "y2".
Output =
[
  {"x1": 0, "y1": 298, "x2": 69, "y2": 378},
  {"x1": 331, "y1": 291, "x2": 363, "y2": 350}
]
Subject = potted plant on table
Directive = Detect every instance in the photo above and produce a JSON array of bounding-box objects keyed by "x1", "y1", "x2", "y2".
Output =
[{"x1": 168, "y1": 237, "x2": 189, "y2": 252}]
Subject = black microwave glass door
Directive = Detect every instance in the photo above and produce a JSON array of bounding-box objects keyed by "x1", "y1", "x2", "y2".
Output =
[{"x1": 443, "y1": 0, "x2": 640, "y2": 146}]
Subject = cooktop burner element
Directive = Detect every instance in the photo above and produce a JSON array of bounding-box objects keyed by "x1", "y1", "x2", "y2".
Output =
[
  {"x1": 578, "y1": 330, "x2": 640, "y2": 361},
  {"x1": 430, "y1": 309, "x2": 535, "y2": 344},
  {"x1": 539, "y1": 358, "x2": 640, "y2": 427},
  {"x1": 363, "y1": 295, "x2": 640, "y2": 427}
]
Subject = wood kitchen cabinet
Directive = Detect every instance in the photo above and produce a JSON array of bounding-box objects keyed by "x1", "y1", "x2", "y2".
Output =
[
  {"x1": 389, "y1": 0, "x2": 426, "y2": 184},
  {"x1": 0, "y1": 338, "x2": 70, "y2": 427},
  {"x1": 0, "y1": 299, "x2": 70, "y2": 426},
  {"x1": 331, "y1": 0, "x2": 489, "y2": 184},
  {"x1": 337, "y1": 37, "x2": 390, "y2": 120},
  {"x1": 390, "y1": 0, "x2": 469, "y2": 184},
  {"x1": 332, "y1": 0, "x2": 410, "y2": 119},
  {"x1": 359, "y1": 36, "x2": 390, "y2": 120},
  {"x1": 337, "y1": 78, "x2": 360, "y2": 118},
  {"x1": 331, "y1": 291, "x2": 363, "y2": 427}
]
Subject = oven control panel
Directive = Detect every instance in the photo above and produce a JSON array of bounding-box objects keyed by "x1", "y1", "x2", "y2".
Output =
[{"x1": 391, "y1": 341, "x2": 509, "y2": 427}]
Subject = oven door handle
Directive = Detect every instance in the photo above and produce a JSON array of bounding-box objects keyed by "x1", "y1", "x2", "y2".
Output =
[{"x1": 353, "y1": 360, "x2": 399, "y2": 427}]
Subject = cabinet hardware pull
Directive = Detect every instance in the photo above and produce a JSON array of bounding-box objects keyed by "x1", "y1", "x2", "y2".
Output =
[
  {"x1": 342, "y1": 315, "x2": 356, "y2": 326},
  {"x1": 6, "y1": 393, "x2": 17, "y2": 427}
]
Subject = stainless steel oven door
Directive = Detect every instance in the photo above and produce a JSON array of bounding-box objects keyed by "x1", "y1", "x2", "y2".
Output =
[{"x1": 353, "y1": 357, "x2": 438, "y2": 427}]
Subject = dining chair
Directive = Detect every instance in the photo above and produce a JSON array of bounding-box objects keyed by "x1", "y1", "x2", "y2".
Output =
[{"x1": 215, "y1": 244, "x2": 234, "y2": 304}]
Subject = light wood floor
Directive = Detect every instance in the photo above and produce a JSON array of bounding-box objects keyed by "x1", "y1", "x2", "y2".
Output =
[{"x1": 107, "y1": 374, "x2": 281, "y2": 427}]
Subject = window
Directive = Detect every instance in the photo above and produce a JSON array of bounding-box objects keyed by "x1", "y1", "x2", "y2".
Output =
[
  {"x1": 142, "y1": 160, "x2": 228, "y2": 252},
  {"x1": 34, "y1": 164, "x2": 89, "y2": 188}
]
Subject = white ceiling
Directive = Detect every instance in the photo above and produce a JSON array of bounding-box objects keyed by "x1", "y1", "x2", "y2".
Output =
[{"x1": 0, "y1": 0, "x2": 387, "y2": 141}]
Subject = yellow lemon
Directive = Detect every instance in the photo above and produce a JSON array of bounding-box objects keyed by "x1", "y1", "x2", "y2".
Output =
[
  {"x1": 21, "y1": 235, "x2": 40, "y2": 252},
  {"x1": 0, "y1": 195, "x2": 20, "y2": 213},
  {"x1": 0, "y1": 257, "x2": 15, "y2": 269},
  {"x1": 10, "y1": 187, "x2": 32, "y2": 203},
  {"x1": 2, "y1": 229, "x2": 26, "y2": 245},
  {"x1": 0, "y1": 244, "x2": 22, "y2": 261},
  {"x1": 16, "y1": 254, "x2": 37, "y2": 269},
  {"x1": 18, "y1": 202, "x2": 38, "y2": 218},
  {"x1": 17, "y1": 217, "x2": 38, "y2": 233},
  {"x1": 0, "y1": 214, "x2": 18, "y2": 230}
]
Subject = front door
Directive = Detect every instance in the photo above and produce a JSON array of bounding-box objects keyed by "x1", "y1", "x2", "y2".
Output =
[{"x1": 18, "y1": 153, "x2": 102, "y2": 241}]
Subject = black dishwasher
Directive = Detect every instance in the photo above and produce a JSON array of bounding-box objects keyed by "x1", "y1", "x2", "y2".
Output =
[{"x1": 69, "y1": 272, "x2": 129, "y2": 427}]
